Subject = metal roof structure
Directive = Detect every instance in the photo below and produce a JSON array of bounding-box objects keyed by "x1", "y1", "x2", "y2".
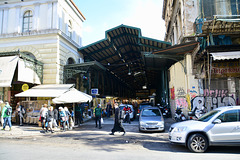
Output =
[{"x1": 78, "y1": 25, "x2": 171, "y2": 90}]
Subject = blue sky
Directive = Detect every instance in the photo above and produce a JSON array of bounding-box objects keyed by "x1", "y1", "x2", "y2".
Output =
[{"x1": 74, "y1": 0, "x2": 165, "y2": 46}]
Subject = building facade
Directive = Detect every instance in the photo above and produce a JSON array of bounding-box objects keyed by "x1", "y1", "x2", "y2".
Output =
[
  {"x1": 0, "y1": 0, "x2": 85, "y2": 103},
  {"x1": 162, "y1": 0, "x2": 240, "y2": 116}
]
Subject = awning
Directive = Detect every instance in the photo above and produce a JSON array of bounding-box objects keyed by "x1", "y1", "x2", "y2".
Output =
[
  {"x1": 15, "y1": 84, "x2": 74, "y2": 97},
  {"x1": 18, "y1": 58, "x2": 41, "y2": 84},
  {"x1": 52, "y1": 88, "x2": 92, "y2": 104},
  {"x1": 0, "y1": 56, "x2": 19, "y2": 87},
  {"x1": 211, "y1": 51, "x2": 240, "y2": 60}
]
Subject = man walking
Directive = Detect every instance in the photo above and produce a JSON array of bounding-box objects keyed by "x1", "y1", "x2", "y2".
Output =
[
  {"x1": 17, "y1": 102, "x2": 25, "y2": 126},
  {"x1": 109, "y1": 103, "x2": 126, "y2": 136},
  {"x1": 93, "y1": 104, "x2": 102, "y2": 129},
  {"x1": 1, "y1": 102, "x2": 12, "y2": 131}
]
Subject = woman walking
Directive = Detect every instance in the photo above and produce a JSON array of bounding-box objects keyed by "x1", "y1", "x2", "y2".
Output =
[
  {"x1": 46, "y1": 106, "x2": 54, "y2": 133},
  {"x1": 59, "y1": 107, "x2": 66, "y2": 132},
  {"x1": 39, "y1": 104, "x2": 48, "y2": 132}
]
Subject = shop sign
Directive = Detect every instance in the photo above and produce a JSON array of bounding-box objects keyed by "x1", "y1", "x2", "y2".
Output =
[
  {"x1": 91, "y1": 88, "x2": 98, "y2": 95},
  {"x1": 22, "y1": 84, "x2": 29, "y2": 91},
  {"x1": 211, "y1": 61, "x2": 240, "y2": 78}
]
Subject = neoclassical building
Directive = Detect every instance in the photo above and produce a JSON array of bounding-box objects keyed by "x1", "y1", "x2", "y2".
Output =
[{"x1": 0, "y1": 0, "x2": 85, "y2": 103}]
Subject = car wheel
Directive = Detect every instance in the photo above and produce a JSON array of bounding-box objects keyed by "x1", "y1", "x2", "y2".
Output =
[{"x1": 187, "y1": 133, "x2": 208, "y2": 153}]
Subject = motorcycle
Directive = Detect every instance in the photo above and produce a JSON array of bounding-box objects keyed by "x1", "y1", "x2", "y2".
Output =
[
  {"x1": 188, "y1": 107, "x2": 205, "y2": 120},
  {"x1": 159, "y1": 105, "x2": 171, "y2": 118},
  {"x1": 175, "y1": 107, "x2": 186, "y2": 122}
]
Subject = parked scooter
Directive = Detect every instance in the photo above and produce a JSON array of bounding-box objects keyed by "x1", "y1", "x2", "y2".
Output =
[
  {"x1": 159, "y1": 105, "x2": 171, "y2": 118},
  {"x1": 175, "y1": 107, "x2": 186, "y2": 122},
  {"x1": 188, "y1": 107, "x2": 205, "y2": 120}
]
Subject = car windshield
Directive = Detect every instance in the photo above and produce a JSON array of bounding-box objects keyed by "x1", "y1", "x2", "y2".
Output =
[
  {"x1": 198, "y1": 110, "x2": 220, "y2": 122},
  {"x1": 142, "y1": 109, "x2": 160, "y2": 117},
  {"x1": 139, "y1": 105, "x2": 152, "y2": 110}
]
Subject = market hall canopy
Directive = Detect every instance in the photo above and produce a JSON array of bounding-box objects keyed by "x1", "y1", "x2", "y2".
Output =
[
  {"x1": 15, "y1": 84, "x2": 74, "y2": 97},
  {"x1": 78, "y1": 24, "x2": 172, "y2": 90}
]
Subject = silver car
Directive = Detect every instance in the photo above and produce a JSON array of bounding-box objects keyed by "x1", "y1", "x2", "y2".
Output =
[
  {"x1": 139, "y1": 107, "x2": 164, "y2": 132},
  {"x1": 169, "y1": 106, "x2": 240, "y2": 153}
]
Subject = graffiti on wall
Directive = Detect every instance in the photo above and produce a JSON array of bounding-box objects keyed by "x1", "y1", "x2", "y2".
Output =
[
  {"x1": 189, "y1": 86, "x2": 197, "y2": 98},
  {"x1": 177, "y1": 87, "x2": 186, "y2": 96},
  {"x1": 204, "y1": 89, "x2": 228, "y2": 98},
  {"x1": 191, "y1": 89, "x2": 236, "y2": 113},
  {"x1": 170, "y1": 87, "x2": 175, "y2": 100},
  {"x1": 176, "y1": 98, "x2": 188, "y2": 108}
]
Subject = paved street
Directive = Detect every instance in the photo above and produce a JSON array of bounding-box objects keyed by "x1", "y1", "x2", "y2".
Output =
[{"x1": 0, "y1": 118, "x2": 240, "y2": 160}]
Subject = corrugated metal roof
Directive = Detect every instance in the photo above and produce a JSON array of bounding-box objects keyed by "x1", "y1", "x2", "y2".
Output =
[{"x1": 78, "y1": 24, "x2": 171, "y2": 90}]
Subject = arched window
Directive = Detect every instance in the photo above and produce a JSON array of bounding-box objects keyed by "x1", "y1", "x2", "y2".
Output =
[
  {"x1": 68, "y1": 20, "x2": 72, "y2": 39},
  {"x1": 67, "y1": 57, "x2": 75, "y2": 64},
  {"x1": 23, "y1": 10, "x2": 33, "y2": 32}
]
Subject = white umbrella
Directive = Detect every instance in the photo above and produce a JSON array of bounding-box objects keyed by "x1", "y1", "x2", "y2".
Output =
[{"x1": 52, "y1": 88, "x2": 92, "y2": 104}]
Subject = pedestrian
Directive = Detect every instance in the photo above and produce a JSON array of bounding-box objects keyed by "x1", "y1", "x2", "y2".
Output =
[
  {"x1": 59, "y1": 107, "x2": 66, "y2": 132},
  {"x1": 53, "y1": 108, "x2": 58, "y2": 128},
  {"x1": 46, "y1": 106, "x2": 54, "y2": 133},
  {"x1": 75, "y1": 103, "x2": 82, "y2": 126},
  {"x1": 93, "y1": 104, "x2": 102, "y2": 129},
  {"x1": 1, "y1": 102, "x2": 12, "y2": 131},
  {"x1": 106, "y1": 102, "x2": 112, "y2": 118},
  {"x1": 16, "y1": 102, "x2": 25, "y2": 126},
  {"x1": 0, "y1": 100, "x2": 4, "y2": 126},
  {"x1": 123, "y1": 105, "x2": 132, "y2": 124},
  {"x1": 39, "y1": 104, "x2": 48, "y2": 132},
  {"x1": 109, "y1": 103, "x2": 126, "y2": 136},
  {"x1": 64, "y1": 106, "x2": 71, "y2": 130}
]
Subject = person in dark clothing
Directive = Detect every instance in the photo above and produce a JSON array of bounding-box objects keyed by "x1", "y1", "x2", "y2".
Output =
[
  {"x1": 16, "y1": 102, "x2": 25, "y2": 126},
  {"x1": 110, "y1": 103, "x2": 126, "y2": 136},
  {"x1": 106, "y1": 102, "x2": 112, "y2": 118},
  {"x1": 93, "y1": 104, "x2": 102, "y2": 129},
  {"x1": 53, "y1": 108, "x2": 58, "y2": 128},
  {"x1": 75, "y1": 104, "x2": 83, "y2": 126},
  {"x1": 46, "y1": 106, "x2": 54, "y2": 133}
]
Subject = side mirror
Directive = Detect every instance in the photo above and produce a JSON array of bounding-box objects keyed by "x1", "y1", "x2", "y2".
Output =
[{"x1": 213, "y1": 119, "x2": 222, "y2": 124}]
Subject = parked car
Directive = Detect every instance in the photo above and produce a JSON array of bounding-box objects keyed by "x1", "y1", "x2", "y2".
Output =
[
  {"x1": 139, "y1": 107, "x2": 164, "y2": 132},
  {"x1": 137, "y1": 102, "x2": 153, "y2": 117},
  {"x1": 169, "y1": 106, "x2": 240, "y2": 153},
  {"x1": 119, "y1": 104, "x2": 134, "y2": 120}
]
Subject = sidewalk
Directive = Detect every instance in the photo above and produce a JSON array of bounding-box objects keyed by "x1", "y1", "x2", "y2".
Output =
[
  {"x1": 0, "y1": 117, "x2": 175, "y2": 139},
  {"x1": 0, "y1": 117, "x2": 92, "y2": 139}
]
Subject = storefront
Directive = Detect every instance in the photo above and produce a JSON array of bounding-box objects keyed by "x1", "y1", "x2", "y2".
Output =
[{"x1": 0, "y1": 52, "x2": 43, "y2": 109}]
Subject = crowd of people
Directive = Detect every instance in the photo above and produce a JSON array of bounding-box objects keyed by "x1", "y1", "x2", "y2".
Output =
[
  {"x1": 0, "y1": 100, "x2": 133, "y2": 136},
  {"x1": 39, "y1": 104, "x2": 74, "y2": 133}
]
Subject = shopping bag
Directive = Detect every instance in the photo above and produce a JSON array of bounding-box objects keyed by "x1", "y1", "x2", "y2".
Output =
[{"x1": 101, "y1": 118, "x2": 104, "y2": 124}]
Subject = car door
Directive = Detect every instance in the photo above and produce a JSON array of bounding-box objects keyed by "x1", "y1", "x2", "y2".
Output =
[{"x1": 209, "y1": 109, "x2": 240, "y2": 143}]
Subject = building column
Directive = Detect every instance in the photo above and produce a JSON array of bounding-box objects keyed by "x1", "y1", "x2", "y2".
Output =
[
  {"x1": 0, "y1": 9, "x2": 3, "y2": 34},
  {"x1": 2, "y1": 8, "x2": 9, "y2": 34},
  {"x1": 52, "y1": 1, "x2": 58, "y2": 29},
  {"x1": 33, "y1": 3, "x2": 40, "y2": 31},
  {"x1": 47, "y1": 2, "x2": 53, "y2": 29},
  {"x1": 15, "y1": 6, "x2": 21, "y2": 33}
]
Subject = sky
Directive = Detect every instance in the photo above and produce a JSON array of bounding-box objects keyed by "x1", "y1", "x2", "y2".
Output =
[{"x1": 74, "y1": 0, "x2": 166, "y2": 46}]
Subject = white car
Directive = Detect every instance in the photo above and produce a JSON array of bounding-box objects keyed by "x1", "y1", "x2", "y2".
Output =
[
  {"x1": 119, "y1": 104, "x2": 134, "y2": 120},
  {"x1": 169, "y1": 106, "x2": 240, "y2": 153},
  {"x1": 139, "y1": 107, "x2": 164, "y2": 132}
]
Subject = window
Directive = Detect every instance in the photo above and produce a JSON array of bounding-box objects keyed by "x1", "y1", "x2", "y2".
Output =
[
  {"x1": 217, "y1": 110, "x2": 240, "y2": 122},
  {"x1": 67, "y1": 58, "x2": 75, "y2": 64},
  {"x1": 23, "y1": 10, "x2": 33, "y2": 32},
  {"x1": 68, "y1": 20, "x2": 72, "y2": 39}
]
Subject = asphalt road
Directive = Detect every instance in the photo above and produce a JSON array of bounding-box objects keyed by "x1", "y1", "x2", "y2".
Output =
[{"x1": 0, "y1": 118, "x2": 240, "y2": 160}]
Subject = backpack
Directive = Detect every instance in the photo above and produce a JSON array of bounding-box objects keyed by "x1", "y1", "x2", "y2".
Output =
[
  {"x1": 119, "y1": 110, "x2": 124, "y2": 119},
  {"x1": 6, "y1": 107, "x2": 12, "y2": 116},
  {"x1": 22, "y1": 107, "x2": 26, "y2": 115}
]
